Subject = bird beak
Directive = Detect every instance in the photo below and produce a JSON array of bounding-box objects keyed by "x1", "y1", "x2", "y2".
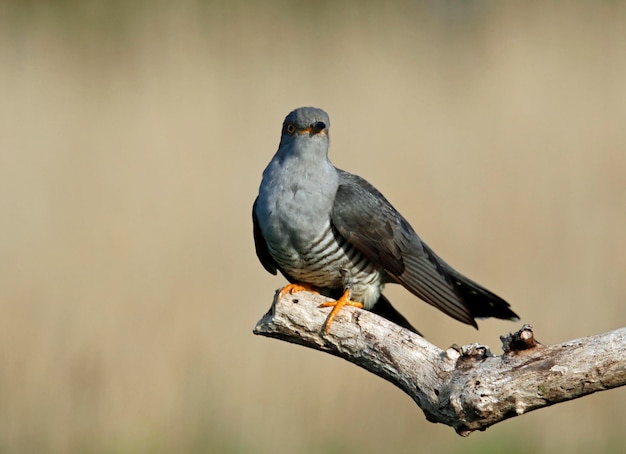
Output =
[{"x1": 298, "y1": 121, "x2": 327, "y2": 136}]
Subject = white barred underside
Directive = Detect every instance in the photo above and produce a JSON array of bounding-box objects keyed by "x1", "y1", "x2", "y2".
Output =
[{"x1": 268, "y1": 221, "x2": 383, "y2": 309}]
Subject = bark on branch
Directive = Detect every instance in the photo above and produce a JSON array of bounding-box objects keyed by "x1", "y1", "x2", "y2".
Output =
[{"x1": 253, "y1": 290, "x2": 626, "y2": 436}]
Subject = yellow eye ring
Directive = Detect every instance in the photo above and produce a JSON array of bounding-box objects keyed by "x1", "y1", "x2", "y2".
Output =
[{"x1": 286, "y1": 123, "x2": 296, "y2": 135}]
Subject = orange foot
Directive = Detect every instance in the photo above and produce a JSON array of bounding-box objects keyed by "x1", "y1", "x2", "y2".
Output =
[
  {"x1": 318, "y1": 289, "x2": 364, "y2": 334},
  {"x1": 278, "y1": 283, "x2": 318, "y2": 299}
]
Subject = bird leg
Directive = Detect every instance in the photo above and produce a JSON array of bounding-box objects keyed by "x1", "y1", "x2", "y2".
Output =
[
  {"x1": 319, "y1": 289, "x2": 364, "y2": 334},
  {"x1": 278, "y1": 283, "x2": 318, "y2": 299}
]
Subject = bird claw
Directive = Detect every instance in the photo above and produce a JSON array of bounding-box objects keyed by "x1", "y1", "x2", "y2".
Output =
[
  {"x1": 278, "y1": 283, "x2": 317, "y2": 299},
  {"x1": 319, "y1": 289, "x2": 364, "y2": 334}
]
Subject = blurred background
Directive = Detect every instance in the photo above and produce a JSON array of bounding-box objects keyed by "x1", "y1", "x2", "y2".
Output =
[{"x1": 1, "y1": 1, "x2": 625, "y2": 452}]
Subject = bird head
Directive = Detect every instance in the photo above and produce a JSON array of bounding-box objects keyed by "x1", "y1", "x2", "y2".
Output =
[{"x1": 278, "y1": 107, "x2": 330, "y2": 157}]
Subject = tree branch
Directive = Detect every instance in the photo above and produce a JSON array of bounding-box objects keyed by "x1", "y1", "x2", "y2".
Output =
[{"x1": 253, "y1": 290, "x2": 626, "y2": 436}]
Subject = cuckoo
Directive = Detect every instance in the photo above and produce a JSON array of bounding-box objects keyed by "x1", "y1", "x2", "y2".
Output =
[{"x1": 253, "y1": 107, "x2": 518, "y2": 334}]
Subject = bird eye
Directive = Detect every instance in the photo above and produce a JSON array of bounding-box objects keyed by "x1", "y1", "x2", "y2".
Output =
[{"x1": 286, "y1": 123, "x2": 296, "y2": 135}]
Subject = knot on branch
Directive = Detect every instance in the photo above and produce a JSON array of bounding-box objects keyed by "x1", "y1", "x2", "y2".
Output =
[
  {"x1": 500, "y1": 324, "x2": 542, "y2": 354},
  {"x1": 452, "y1": 343, "x2": 494, "y2": 370}
]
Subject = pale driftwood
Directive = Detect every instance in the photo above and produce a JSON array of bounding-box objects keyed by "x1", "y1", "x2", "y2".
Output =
[{"x1": 253, "y1": 290, "x2": 626, "y2": 436}]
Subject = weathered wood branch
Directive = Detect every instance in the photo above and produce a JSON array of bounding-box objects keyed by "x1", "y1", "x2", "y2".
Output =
[{"x1": 253, "y1": 290, "x2": 626, "y2": 436}]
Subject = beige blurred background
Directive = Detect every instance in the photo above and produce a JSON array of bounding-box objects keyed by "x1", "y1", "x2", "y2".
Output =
[{"x1": 1, "y1": 1, "x2": 625, "y2": 452}]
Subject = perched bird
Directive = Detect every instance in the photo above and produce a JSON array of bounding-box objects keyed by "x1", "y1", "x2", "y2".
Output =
[{"x1": 253, "y1": 107, "x2": 519, "y2": 334}]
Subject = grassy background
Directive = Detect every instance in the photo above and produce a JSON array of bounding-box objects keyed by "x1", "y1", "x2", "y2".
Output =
[{"x1": 1, "y1": 1, "x2": 625, "y2": 452}]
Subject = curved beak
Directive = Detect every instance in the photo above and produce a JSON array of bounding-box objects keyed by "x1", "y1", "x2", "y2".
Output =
[{"x1": 298, "y1": 121, "x2": 327, "y2": 136}]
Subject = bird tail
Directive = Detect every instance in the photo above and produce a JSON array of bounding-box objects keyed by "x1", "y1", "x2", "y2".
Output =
[{"x1": 447, "y1": 269, "x2": 519, "y2": 324}]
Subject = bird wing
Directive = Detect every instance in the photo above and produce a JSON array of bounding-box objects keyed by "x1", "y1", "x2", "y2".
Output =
[
  {"x1": 252, "y1": 197, "x2": 279, "y2": 275},
  {"x1": 331, "y1": 170, "x2": 477, "y2": 326}
]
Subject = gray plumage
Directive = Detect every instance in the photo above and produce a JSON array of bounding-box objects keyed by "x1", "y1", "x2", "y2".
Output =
[{"x1": 253, "y1": 107, "x2": 518, "y2": 333}]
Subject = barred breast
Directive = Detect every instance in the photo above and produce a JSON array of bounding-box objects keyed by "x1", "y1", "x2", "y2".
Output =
[{"x1": 268, "y1": 221, "x2": 384, "y2": 310}]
